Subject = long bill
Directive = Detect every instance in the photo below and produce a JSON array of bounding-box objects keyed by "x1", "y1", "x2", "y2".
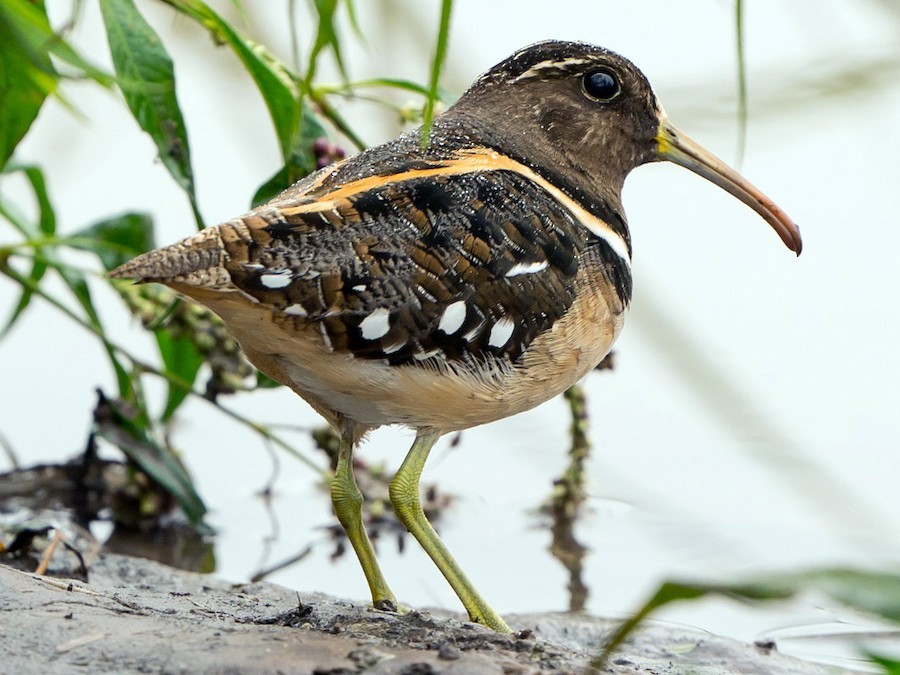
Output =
[{"x1": 656, "y1": 120, "x2": 802, "y2": 255}]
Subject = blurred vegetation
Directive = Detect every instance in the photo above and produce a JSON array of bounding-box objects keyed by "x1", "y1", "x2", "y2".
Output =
[
  {"x1": 0, "y1": 1, "x2": 898, "y2": 670},
  {"x1": 0, "y1": 0, "x2": 452, "y2": 524},
  {"x1": 594, "y1": 568, "x2": 900, "y2": 670}
]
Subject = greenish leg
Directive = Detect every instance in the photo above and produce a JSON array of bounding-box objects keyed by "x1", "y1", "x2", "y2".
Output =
[
  {"x1": 331, "y1": 428, "x2": 398, "y2": 612},
  {"x1": 388, "y1": 431, "x2": 511, "y2": 633}
]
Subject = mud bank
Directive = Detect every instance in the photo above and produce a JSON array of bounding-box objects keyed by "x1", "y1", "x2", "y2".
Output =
[{"x1": 0, "y1": 554, "x2": 849, "y2": 674}]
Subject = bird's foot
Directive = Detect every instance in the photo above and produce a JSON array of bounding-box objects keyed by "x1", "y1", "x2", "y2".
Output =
[{"x1": 373, "y1": 598, "x2": 407, "y2": 614}]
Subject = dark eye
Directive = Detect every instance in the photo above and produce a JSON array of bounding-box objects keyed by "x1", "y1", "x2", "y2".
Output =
[{"x1": 582, "y1": 69, "x2": 621, "y2": 102}]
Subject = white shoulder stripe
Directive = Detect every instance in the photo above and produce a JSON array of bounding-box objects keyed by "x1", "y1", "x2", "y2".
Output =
[
  {"x1": 505, "y1": 260, "x2": 549, "y2": 277},
  {"x1": 277, "y1": 148, "x2": 631, "y2": 269},
  {"x1": 458, "y1": 150, "x2": 632, "y2": 267}
]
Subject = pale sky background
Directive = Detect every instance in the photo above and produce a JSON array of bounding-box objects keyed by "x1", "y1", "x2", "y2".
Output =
[{"x1": 3, "y1": 1, "x2": 900, "y2": 668}]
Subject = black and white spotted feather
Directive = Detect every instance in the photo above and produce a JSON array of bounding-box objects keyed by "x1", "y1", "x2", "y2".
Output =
[{"x1": 223, "y1": 164, "x2": 624, "y2": 366}]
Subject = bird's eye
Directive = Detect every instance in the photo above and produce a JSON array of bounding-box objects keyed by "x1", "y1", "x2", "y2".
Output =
[{"x1": 582, "y1": 69, "x2": 621, "y2": 102}]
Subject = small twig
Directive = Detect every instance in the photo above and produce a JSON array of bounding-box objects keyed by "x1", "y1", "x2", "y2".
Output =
[
  {"x1": 554, "y1": 383, "x2": 591, "y2": 517},
  {"x1": 544, "y1": 383, "x2": 592, "y2": 613},
  {"x1": 251, "y1": 542, "x2": 316, "y2": 582},
  {"x1": 250, "y1": 436, "x2": 283, "y2": 574},
  {"x1": 34, "y1": 529, "x2": 64, "y2": 576},
  {"x1": 309, "y1": 91, "x2": 367, "y2": 151},
  {"x1": 259, "y1": 435, "x2": 281, "y2": 497},
  {"x1": 287, "y1": 0, "x2": 301, "y2": 72},
  {"x1": 13, "y1": 568, "x2": 141, "y2": 613},
  {"x1": 0, "y1": 430, "x2": 19, "y2": 469},
  {"x1": 55, "y1": 633, "x2": 108, "y2": 653},
  {"x1": 313, "y1": 78, "x2": 430, "y2": 97},
  {"x1": 61, "y1": 540, "x2": 91, "y2": 581},
  {"x1": 19, "y1": 571, "x2": 149, "y2": 615},
  {"x1": 253, "y1": 483, "x2": 281, "y2": 576},
  {"x1": 184, "y1": 595, "x2": 216, "y2": 614},
  {"x1": 734, "y1": 0, "x2": 748, "y2": 167},
  {"x1": 312, "y1": 90, "x2": 411, "y2": 116}
]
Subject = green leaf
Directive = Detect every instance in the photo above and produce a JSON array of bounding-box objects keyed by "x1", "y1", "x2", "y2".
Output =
[
  {"x1": 304, "y1": 0, "x2": 349, "y2": 92},
  {"x1": 67, "y1": 211, "x2": 155, "y2": 271},
  {"x1": 161, "y1": 0, "x2": 301, "y2": 163},
  {"x1": 0, "y1": 164, "x2": 54, "y2": 336},
  {"x1": 55, "y1": 261, "x2": 132, "y2": 397},
  {"x1": 0, "y1": 0, "x2": 111, "y2": 169},
  {"x1": 343, "y1": 0, "x2": 364, "y2": 43},
  {"x1": 595, "y1": 568, "x2": 900, "y2": 668},
  {"x1": 163, "y1": 0, "x2": 333, "y2": 185},
  {"x1": 155, "y1": 329, "x2": 204, "y2": 422},
  {"x1": 251, "y1": 102, "x2": 327, "y2": 205},
  {"x1": 0, "y1": 0, "x2": 111, "y2": 90},
  {"x1": 22, "y1": 164, "x2": 55, "y2": 235},
  {"x1": 99, "y1": 0, "x2": 203, "y2": 228},
  {"x1": 251, "y1": 164, "x2": 293, "y2": 207},
  {"x1": 0, "y1": 225, "x2": 130, "y2": 396},
  {"x1": 867, "y1": 653, "x2": 900, "y2": 675},
  {"x1": 161, "y1": 1, "x2": 333, "y2": 203},
  {"x1": 349, "y1": 77, "x2": 431, "y2": 97},
  {"x1": 789, "y1": 568, "x2": 900, "y2": 623},
  {"x1": 256, "y1": 371, "x2": 282, "y2": 389},
  {"x1": 0, "y1": 1, "x2": 56, "y2": 168},
  {"x1": 0, "y1": 192, "x2": 32, "y2": 237},
  {"x1": 0, "y1": 256, "x2": 47, "y2": 338},
  {"x1": 95, "y1": 391, "x2": 207, "y2": 523}
]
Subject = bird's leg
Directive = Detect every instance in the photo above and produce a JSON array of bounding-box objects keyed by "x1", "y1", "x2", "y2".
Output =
[
  {"x1": 331, "y1": 426, "x2": 399, "y2": 612},
  {"x1": 389, "y1": 430, "x2": 511, "y2": 633}
]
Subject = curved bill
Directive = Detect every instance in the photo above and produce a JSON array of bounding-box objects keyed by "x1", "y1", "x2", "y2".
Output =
[{"x1": 656, "y1": 120, "x2": 802, "y2": 255}]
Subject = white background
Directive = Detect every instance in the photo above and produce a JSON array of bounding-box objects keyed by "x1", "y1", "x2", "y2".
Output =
[{"x1": 3, "y1": 2, "x2": 899, "y2": 669}]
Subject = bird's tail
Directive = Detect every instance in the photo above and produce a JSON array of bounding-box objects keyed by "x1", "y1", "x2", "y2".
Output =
[{"x1": 108, "y1": 227, "x2": 230, "y2": 290}]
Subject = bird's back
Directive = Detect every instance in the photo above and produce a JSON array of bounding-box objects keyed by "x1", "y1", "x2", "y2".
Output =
[{"x1": 111, "y1": 123, "x2": 631, "y2": 433}]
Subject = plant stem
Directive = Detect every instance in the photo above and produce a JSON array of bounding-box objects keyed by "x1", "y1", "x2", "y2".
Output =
[
  {"x1": 309, "y1": 90, "x2": 367, "y2": 151},
  {"x1": 421, "y1": 0, "x2": 453, "y2": 146},
  {"x1": 735, "y1": 0, "x2": 748, "y2": 167},
  {"x1": 0, "y1": 261, "x2": 326, "y2": 477}
]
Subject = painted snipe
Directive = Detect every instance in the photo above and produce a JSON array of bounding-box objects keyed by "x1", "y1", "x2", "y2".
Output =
[{"x1": 111, "y1": 41, "x2": 802, "y2": 633}]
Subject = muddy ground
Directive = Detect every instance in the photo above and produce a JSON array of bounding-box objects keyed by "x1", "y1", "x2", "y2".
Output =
[{"x1": 0, "y1": 553, "x2": 850, "y2": 674}]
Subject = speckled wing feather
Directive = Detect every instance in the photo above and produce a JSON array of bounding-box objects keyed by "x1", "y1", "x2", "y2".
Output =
[{"x1": 222, "y1": 156, "x2": 596, "y2": 366}]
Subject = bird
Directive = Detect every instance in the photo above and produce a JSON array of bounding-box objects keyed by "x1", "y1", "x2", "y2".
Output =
[{"x1": 110, "y1": 40, "x2": 802, "y2": 633}]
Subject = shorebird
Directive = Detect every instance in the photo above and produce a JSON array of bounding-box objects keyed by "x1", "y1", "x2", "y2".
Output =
[{"x1": 111, "y1": 41, "x2": 801, "y2": 633}]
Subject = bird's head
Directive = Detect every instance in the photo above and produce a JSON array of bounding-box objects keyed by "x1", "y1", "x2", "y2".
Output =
[{"x1": 448, "y1": 40, "x2": 802, "y2": 254}]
